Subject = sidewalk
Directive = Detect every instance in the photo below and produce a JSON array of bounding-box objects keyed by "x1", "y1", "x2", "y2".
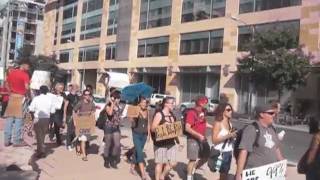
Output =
[{"x1": 1, "y1": 119, "x2": 305, "y2": 180}]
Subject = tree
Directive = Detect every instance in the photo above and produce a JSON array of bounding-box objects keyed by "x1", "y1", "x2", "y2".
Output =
[
  {"x1": 237, "y1": 29, "x2": 312, "y2": 112},
  {"x1": 16, "y1": 45, "x2": 67, "y2": 84}
]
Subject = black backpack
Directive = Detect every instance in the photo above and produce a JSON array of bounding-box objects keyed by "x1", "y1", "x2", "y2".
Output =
[
  {"x1": 96, "y1": 109, "x2": 107, "y2": 130},
  {"x1": 233, "y1": 122, "x2": 276, "y2": 160}
]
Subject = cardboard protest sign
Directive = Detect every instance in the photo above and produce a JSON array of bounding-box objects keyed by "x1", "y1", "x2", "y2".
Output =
[
  {"x1": 155, "y1": 121, "x2": 183, "y2": 141},
  {"x1": 127, "y1": 105, "x2": 140, "y2": 118},
  {"x1": 74, "y1": 114, "x2": 96, "y2": 136},
  {"x1": 30, "y1": 70, "x2": 51, "y2": 90},
  {"x1": 242, "y1": 160, "x2": 287, "y2": 180}
]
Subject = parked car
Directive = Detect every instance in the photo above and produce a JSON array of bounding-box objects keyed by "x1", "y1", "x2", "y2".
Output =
[
  {"x1": 93, "y1": 95, "x2": 106, "y2": 120},
  {"x1": 179, "y1": 98, "x2": 219, "y2": 115},
  {"x1": 150, "y1": 93, "x2": 174, "y2": 107}
]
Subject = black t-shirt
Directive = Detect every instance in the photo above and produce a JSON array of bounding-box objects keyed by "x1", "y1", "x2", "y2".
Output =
[{"x1": 66, "y1": 93, "x2": 79, "y2": 116}]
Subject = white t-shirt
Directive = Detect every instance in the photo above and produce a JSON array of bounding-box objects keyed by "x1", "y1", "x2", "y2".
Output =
[{"x1": 29, "y1": 94, "x2": 56, "y2": 120}]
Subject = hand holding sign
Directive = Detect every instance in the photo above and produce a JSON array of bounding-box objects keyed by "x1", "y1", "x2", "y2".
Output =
[{"x1": 242, "y1": 160, "x2": 287, "y2": 180}]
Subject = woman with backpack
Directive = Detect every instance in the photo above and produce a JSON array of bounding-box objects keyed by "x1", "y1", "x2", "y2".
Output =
[
  {"x1": 128, "y1": 97, "x2": 150, "y2": 180},
  {"x1": 103, "y1": 90, "x2": 123, "y2": 168},
  {"x1": 211, "y1": 103, "x2": 237, "y2": 180},
  {"x1": 151, "y1": 96, "x2": 181, "y2": 180}
]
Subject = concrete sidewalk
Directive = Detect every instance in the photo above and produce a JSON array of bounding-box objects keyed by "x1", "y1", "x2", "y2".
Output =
[{"x1": 1, "y1": 118, "x2": 305, "y2": 180}]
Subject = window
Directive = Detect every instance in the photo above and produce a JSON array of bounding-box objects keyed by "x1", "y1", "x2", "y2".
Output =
[
  {"x1": 63, "y1": 0, "x2": 77, "y2": 6},
  {"x1": 107, "y1": 0, "x2": 119, "y2": 35},
  {"x1": 59, "y1": 50, "x2": 73, "y2": 63},
  {"x1": 60, "y1": 36, "x2": 75, "y2": 44},
  {"x1": 78, "y1": 46, "x2": 99, "y2": 62},
  {"x1": 137, "y1": 36, "x2": 169, "y2": 58},
  {"x1": 180, "y1": 29, "x2": 224, "y2": 55},
  {"x1": 239, "y1": 0, "x2": 301, "y2": 14},
  {"x1": 105, "y1": 43, "x2": 116, "y2": 60},
  {"x1": 80, "y1": 14, "x2": 102, "y2": 40},
  {"x1": 82, "y1": 0, "x2": 103, "y2": 14},
  {"x1": 61, "y1": 22, "x2": 76, "y2": 35},
  {"x1": 139, "y1": 0, "x2": 172, "y2": 30},
  {"x1": 238, "y1": 20, "x2": 300, "y2": 51},
  {"x1": 63, "y1": 5, "x2": 77, "y2": 19},
  {"x1": 181, "y1": 0, "x2": 225, "y2": 23}
]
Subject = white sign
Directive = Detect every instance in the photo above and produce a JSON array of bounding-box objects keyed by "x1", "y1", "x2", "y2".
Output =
[
  {"x1": 47, "y1": 93, "x2": 64, "y2": 110},
  {"x1": 242, "y1": 160, "x2": 287, "y2": 180},
  {"x1": 105, "y1": 72, "x2": 130, "y2": 89},
  {"x1": 30, "y1": 70, "x2": 51, "y2": 90}
]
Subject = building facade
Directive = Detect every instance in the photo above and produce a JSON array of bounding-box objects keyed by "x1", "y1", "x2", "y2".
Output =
[
  {"x1": 0, "y1": 0, "x2": 44, "y2": 79},
  {"x1": 43, "y1": 0, "x2": 320, "y2": 112}
]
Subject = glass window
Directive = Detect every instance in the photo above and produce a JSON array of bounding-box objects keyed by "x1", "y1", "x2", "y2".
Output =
[
  {"x1": 82, "y1": 0, "x2": 103, "y2": 14},
  {"x1": 181, "y1": 0, "x2": 225, "y2": 23},
  {"x1": 78, "y1": 46, "x2": 99, "y2": 62},
  {"x1": 105, "y1": 43, "x2": 116, "y2": 60},
  {"x1": 59, "y1": 50, "x2": 73, "y2": 63},
  {"x1": 137, "y1": 36, "x2": 169, "y2": 58},
  {"x1": 81, "y1": 14, "x2": 102, "y2": 31},
  {"x1": 60, "y1": 36, "x2": 75, "y2": 44},
  {"x1": 61, "y1": 22, "x2": 76, "y2": 35},
  {"x1": 237, "y1": 20, "x2": 300, "y2": 51},
  {"x1": 139, "y1": 0, "x2": 172, "y2": 30},
  {"x1": 180, "y1": 29, "x2": 223, "y2": 55},
  {"x1": 107, "y1": 0, "x2": 119, "y2": 36},
  {"x1": 239, "y1": 0, "x2": 301, "y2": 14},
  {"x1": 63, "y1": 5, "x2": 77, "y2": 19},
  {"x1": 63, "y1": 0, "x2": 77, "y2": 6},
  {"x1": 80, "y1": 31, "x2": 101, "y2": 40}
]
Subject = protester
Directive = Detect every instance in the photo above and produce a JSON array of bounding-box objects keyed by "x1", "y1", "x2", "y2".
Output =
[
  {"x1": 211, "y1": 103, "x2": 236, "y2": 180},
  {"x1": 103, "y1": 90, "x2": 122, "y2": 168},
  {"x1": 63, "y1": 84, "x2": 80, "y2": 151},
  {"x1": 4, "y1": 60, "x2": 31, "y2": 147},
  {"x1": 28, "y1": 85, "x2": 55, "y2": 158},
  {"x1": 151, "y1": 97, "x2": 181, "y2": 180},
  {"x1": 128, "y1": 97, "x2": 150, "y2": 179},
  {"x1": 50, "y1": 83, "x2": 67, "y2": 146},
  {"x1": 305, "y1": 118, "x2": 320, "y2": 180},
  {"x1": 185, "y1": 96, "x2": 212, "y2": 180},
  {"x1": 73, "y1": 89, "x2": 96, "y2": 161},
  {"x1": 0, "y1": 81, "x2": 9, "y2": 117},
  {"x1": 64, "y1": 84, "x2": 73, "y2": 95},
  {"x1": 85, "y1": 84, "x2": 93, "y2": 95},
  {"x1": 235, "y1": 103, "x2": 285, "y2": 180}
]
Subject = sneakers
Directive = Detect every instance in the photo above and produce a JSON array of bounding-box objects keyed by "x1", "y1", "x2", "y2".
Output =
[{"x1": 67, "y1": 146, "x2": 74, "y2": 151}]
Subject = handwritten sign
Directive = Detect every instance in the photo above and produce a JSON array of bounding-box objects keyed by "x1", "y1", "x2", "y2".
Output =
[
  {"x1": 127, "y1": 105, "x2": 140, "y2": 118},
  {"x1": 155, "y1": 121, "x2": 183, "y2": 141},
  {"x1": 242, "y1": 160, "x2": 287, "y2": 180},
  {"x1": 74, "y1": 114, "x2": 96, "y2": 137},
  {"x1": 30, "y1": 70, "x2": 51, "y2": 90}
]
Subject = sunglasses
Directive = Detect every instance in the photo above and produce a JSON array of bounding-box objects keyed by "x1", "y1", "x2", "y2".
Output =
[
  {"x1": 225, "y1": 108, "x2": 232, "y2": 112},
  {"x1": 264, "y1": 111, "x2": 275, "y2": 115},
  {"x1": 84, "y1": 94, "x2": 91, "y2": 96}
]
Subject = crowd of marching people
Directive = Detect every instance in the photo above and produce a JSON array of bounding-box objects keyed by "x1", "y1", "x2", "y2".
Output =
[{"x1": 2, "y1": 60, "x2": 320, "y2": 180}]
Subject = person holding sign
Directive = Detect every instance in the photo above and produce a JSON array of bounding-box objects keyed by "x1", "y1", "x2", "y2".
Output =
[
  {"x1": 128, "y1": 97, "x2": 151, "y2": 180},
  {"x1": 73, "y1": 89, "x2": 96, "y2": 161},
  {"x1": 185, "y1": 96, "x2": 212, "y2": 180},
  {"x1": 151, "y1": 97, "x2": 181, "y2": 180},
  {"x1": 103, "y1": 90, "x2": 123, "y2": 168},
  {"x1": 235, "y1": 103, "x2": 285, "y2": 180},
  {"x1": 211, "y1": 103, "x2": 236, "y2": 180}
]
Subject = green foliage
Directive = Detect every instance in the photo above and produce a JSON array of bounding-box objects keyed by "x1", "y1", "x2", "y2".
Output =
[{"x1": 237, "y1": 29, "x2": 311, "y2": 97}]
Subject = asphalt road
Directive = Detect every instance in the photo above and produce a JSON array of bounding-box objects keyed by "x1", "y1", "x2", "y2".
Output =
[{"x1": 122, "y1": 108, "x2": 311, "y2": 164}]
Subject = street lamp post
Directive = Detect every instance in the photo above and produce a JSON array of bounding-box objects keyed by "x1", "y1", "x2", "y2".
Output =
[{"x1": 230, "y1": 15, "x2": 256, "y2": 120}]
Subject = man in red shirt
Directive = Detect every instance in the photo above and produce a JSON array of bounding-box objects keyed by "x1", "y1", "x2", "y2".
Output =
[
  {"x1": 4, "y1": 61, "x2": 30, "y2": 147},
  {"x1": 0, "y1": 81, "x2": 10, "y2": 116},
  {"x1": 185, "y1": 96, "x2": 213, "y2": 180}
]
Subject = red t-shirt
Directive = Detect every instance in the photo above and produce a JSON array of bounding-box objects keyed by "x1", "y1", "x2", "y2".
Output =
[
  {"x1": 6, "y1": 69, "x2": 30, "y2": 95},
  {"x1": 186, "y1": 108, "x2": 207, "y2": 136}
]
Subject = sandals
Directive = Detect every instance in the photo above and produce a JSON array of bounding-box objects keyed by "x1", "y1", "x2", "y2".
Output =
[{"x1": 82, "y1": 156, "x2": 88, "y2": 161}]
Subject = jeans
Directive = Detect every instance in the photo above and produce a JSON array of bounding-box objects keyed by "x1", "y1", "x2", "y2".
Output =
[
  {"x1": 34, "y1": 118, "x2": 49, "y2": 153},
  {"x1": 104, "y1": 126, "x2": 121, "y2": 158},
  {"x1": 66, "y1": 116, "x2": 75, "y2": 146},
  {"x1": 132, "y1": 131, "x2": 147, "y2": 163},
  {"x1": 4, "y1": 117, "x2": 24, "y2": 145}
]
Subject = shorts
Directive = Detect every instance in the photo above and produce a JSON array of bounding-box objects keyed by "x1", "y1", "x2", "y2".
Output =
[
  {"x1": 187, "y1": 138, "x2": 200, "y2": 161},
  {"x1": 154, "y1": 144, "x2": 177, "y2": 164},
  {"x1": 219, "y1": 151, "x2": 232, "y2": 174}
]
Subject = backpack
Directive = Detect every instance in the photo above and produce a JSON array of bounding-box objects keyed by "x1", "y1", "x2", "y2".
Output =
[
  {"x1": 96, "y1": 109, "x2": 107, "y2": 130},
  {"x1": 233, "y1": 122, "x2": 276, "y2": 160}
]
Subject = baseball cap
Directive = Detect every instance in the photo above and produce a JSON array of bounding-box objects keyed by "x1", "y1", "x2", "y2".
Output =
[
  {"x1": 195, "y1": 96, "x2": 208, "y2": 106},
  {"x1": 255, "y1": 103, "x2": 274, "y2": 114}
]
